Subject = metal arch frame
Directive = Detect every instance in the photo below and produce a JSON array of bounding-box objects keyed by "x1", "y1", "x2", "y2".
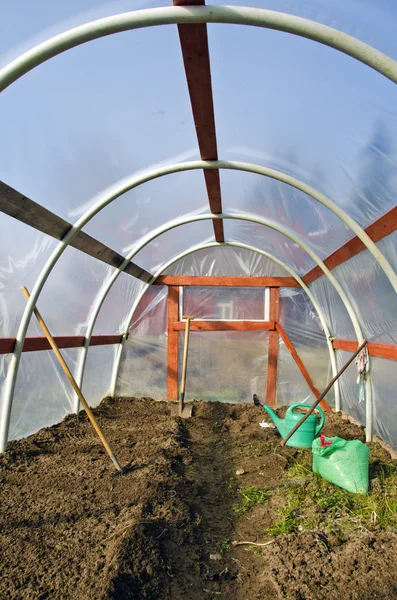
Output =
[
  {"x1": 0, "y1": 156, "x2": 383, "y2": 451},
  {"x1": 0, "y1": 7, "x2": 395, "y2": 447},
  {"x1": 71, "y1": 210, "x2": 365, "y2": 424},
  {"x1": 110, "y1": 241, "x2": 340, "y2": 407},
  {"x1": 1, "y1": 5, "x2": 397, "y2": 92}
]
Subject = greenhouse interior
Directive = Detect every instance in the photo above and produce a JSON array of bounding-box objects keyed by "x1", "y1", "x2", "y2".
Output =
[{"x1": 1, "y1": 1, "x2": 397, "y2": 599}]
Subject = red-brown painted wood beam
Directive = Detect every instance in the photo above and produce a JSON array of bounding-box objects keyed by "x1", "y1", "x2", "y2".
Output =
[
  {"x1": 173, "y1": 320, "x2": 275, "y2": 331},
  {"x1": 276, "y1": 324, "x2": 331, "y2": 411},
  {"x1": 303, "y1": 205, "x2": 397, "y2": 285},
  {"x1": 155, "y1": 275, "x2": 300, "y2": 287},
  {"x1": 332, "y1": 339, "x2": 397, "y2": 361},
  {"x1": 0, "y1": 334, "x2": 123, "y2": 354},
  {"x1": 173, "y1": 0, "x2": 224, "y2": 242}
]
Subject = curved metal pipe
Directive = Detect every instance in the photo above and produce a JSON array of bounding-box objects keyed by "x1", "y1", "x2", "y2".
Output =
[
  {"x1": 75, "y1": 209, "x2": 364, "y2": 418},
  {"x1": 1, "y1": 5, "x2": 397, "y2": 93},
  {"x1": 109, "y1": 241, "x2": 340, "y2": 408},
  {"x1": 2, "y1": 156, "x2": 380, "y2": 450}
]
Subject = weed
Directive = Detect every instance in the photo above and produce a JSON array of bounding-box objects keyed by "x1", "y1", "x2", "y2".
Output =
[
  {"x1": 267, "y1": 459, "x2": 397, "y2": 537},
  {"x1": 233, "y1": 487, "x2": 269, "y2": 517},
  {"x1": 217, "y1": 539, "x2": 231, "y2": 554}
]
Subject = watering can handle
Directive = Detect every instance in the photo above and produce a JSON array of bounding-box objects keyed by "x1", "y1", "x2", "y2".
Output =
[{"x1": 287, "y1": 403, "x2": 325, "y2": 435}]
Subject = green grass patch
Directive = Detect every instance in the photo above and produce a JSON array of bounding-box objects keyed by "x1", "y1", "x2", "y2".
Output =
[
  {"x1": 233, "y1": 486, "x2": 269, "y2": 517},
  {"x1": 266, "y1": 460, "x2": 397, "y2": 537}
]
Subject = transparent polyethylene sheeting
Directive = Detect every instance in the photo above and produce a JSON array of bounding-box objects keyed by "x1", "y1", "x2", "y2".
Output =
[
  {"x1": 179, "y1": 331, "x2": 268, "y2": 403},
  {"x1": 8, "y1": 348, "x2": 80, "y2": 441},
  {"x1": 165, "y1": 246, "x2": 290, "y2": 277},
  {"x1": 309, "y1": 232, "x2": 397, "y2": 344},
  {"x1": 116, "y1": 286, "x2": 168, "y2": 400},
  {"x1": 279, "y1": 288, "x2": 334, "y2": 404},
  {"x1": 277, "y1": 341, "x2": 317, "y2": 407},
  {"x1": 184, "y1": 287, "x2": 267, "y2": 320}
]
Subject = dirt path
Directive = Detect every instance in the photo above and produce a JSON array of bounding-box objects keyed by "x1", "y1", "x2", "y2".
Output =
[{"x1": 1, "y1": 397, "x2": 397, "y2": 599}]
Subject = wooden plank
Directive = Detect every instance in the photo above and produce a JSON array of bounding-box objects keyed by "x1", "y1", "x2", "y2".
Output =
[
  {"x1": 266, "y1": 288, "x2": 280, "y2": 407},
  {"x1": 0, "y1": 334, "x2": 123, "y2": 354},
  {"x1": 155, "y1": 275, "x2": 300, "y2": 287},
  {"x1": 173, "y1": 320, "x2": 275, "y2": 331},
  {"x1": 303, "y1": 205, "x2": 397, "y2": 285},
  {"x1": 0, "y1": 180, "x2": 152, "y2": 282},
  {"x1": 173, "y1": 0, "x2": 224, "y2": 242},
  {"x1": 276, "y1": 324, "x2": 331, "y2": 411},
  {"x1": 333, "y1": 339, "x2": 397, "y2": 361},
  {"x1": 167, "y1": 286, "x2": 180, "y2": 400}
]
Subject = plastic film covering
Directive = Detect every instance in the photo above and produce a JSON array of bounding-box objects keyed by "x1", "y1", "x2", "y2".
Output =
[
  {"x1": 210, "y1": 13, "x2": 397, "y2": 233},
  {"x1": 277, "y1": 341, "x2": 316, "y2": 407},
  {"x1": 165, "y1": 246, "x2": 291, "y2": 277},
  {"x1": 184, "y1": 287, "x2": 267, "y2": 320},
  {"x1": 179, "y1": 331, "x2": 268, "y2": 403},
  {"x1": 82, "y1": 345, "x2": 116, "y2": 408},
  {"x1": 93, "y1": 271, "x2": 146, "y2": 335},
  {"x1": 221, "y1": 170, "x2": 353, "y2": 260},
  {"x1": 117, "y1": 286, "x2": 167, "y2": 399},
  {"x1": 309, "y1": 232, "x2": 397, "y2": 344},
  {"x1": 370, "y1": 357, "x2": 397, "y2": 449},
  {"x1": 8, "y1": 348, "x2": 80, "y2": 441},
  {"x1": 132, "y1": 220, "x2": 214, "y2": 272},
  {"x1": 279, "y1": 288, "x2": 334, "y2": 405},
  {"x1": 335, "y1": 350, "x2": 366, "y2": 429},
  {"x1": 223, "y1": 219, "x2": 316, "y2": 275}
]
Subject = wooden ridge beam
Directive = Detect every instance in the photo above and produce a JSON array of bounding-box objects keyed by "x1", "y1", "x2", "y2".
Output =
[
  {"x1": 173, "y1": 320, "x2": 275, "y2": 331},
  {"x1": 155, "y1": 275, "x2": 300, "y2": 287},
  {"x1": 0, "y1": 334, "x2": 123, "y2": 354},
  {"x1": 333, "y1": 339, "x2": 397, "y2": 361},
  {"x1": 173, "y1": 0, "x2": 224, "y2": 242},
  {"x1": 0, "y1": 180, "x2": 152, "y2": 282},
  {"x1": 276, "y1": 323, "x2": 331, "y2": 411},
  {"x1": 303, "y1": 205, "x2": 397, "y2": 285}
]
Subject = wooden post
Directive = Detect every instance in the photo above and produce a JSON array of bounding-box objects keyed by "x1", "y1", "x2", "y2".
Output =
[
  {"x1": 266, "y1": 288, "x2": 280, "y2": 407},
  {"x1": 167, "y1": 286, "x2": 179, "y2": 400}
]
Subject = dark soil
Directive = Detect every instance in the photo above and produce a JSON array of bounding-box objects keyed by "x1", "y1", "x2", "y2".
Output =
[{"x1": 1, "y1": 397, "x2": 397, "y2": 599}]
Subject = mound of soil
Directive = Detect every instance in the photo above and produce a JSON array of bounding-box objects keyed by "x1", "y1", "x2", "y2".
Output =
[{"x1": 1, "y1": 397, "x2": 397, "y2": 599}]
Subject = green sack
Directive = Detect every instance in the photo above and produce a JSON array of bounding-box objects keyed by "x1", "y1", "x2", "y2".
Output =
[{"x1": 312, "y1": 436, "x2": 370, "y2": 494}]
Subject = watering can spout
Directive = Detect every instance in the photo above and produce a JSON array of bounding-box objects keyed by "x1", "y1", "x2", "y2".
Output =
[{"x1": 261, "y1": 405, "x2": 286, "y2": 437}]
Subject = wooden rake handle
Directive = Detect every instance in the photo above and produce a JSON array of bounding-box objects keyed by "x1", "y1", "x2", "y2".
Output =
[{"x1": 22, "y1": 287, "x2": 122, "y2": 472}]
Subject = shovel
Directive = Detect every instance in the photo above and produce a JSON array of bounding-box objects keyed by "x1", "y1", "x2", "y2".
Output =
[{"x1": 170, "y1": 316, "x2": 194, "y2": 418}]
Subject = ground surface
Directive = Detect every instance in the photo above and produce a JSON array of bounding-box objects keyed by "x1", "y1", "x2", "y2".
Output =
[{"x1": 1, "y1": 397, "x2": 397, "y2": 599}]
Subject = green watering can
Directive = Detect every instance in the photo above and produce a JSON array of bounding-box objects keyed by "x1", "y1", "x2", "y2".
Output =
[{"x1": 261, "y1": 402, "x2": 325, "y2": 448}]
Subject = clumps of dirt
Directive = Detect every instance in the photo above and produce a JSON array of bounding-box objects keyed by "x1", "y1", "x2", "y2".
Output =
[
  {"x1": 1, "y1": 397, "x2": 397, "y2": 600},
  {"x1": 270, "y1": 531, "x2": 397, "y2": 600}
]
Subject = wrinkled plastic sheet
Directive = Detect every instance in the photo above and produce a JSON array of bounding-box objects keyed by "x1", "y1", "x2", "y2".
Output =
[
  {"x1": 279, "y1": 288, "x2": 334, "y2": 405},
  {"x1": 117, "y1": 286, "x2": 167, "y2": 400},
  {"x1": 164, "y1": 245, "x2": 290, "y2": 277}
]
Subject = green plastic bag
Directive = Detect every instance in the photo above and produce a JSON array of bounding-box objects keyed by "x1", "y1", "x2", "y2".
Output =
[{"x1": 312, "y1": 436, "x2": 370, "y2": 494}]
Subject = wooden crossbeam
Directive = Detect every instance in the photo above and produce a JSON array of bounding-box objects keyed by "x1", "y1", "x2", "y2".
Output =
[
  {"x1": 155, "y1": 275, "x2": 300, "y2": 287},
  {"x1": 0, "y1": 180, "x2": 152, "y2": 282},
  {"x1": 173, "y1": 0, "x2": 224, "y2": 242},
  {"x1": 0, "y1": 334, "x2": 123, "y2": 354},
  {"x1": 173, "y1": 320, "x2": 275, "y2": 331},
  {"x1": 303, "y1": 205, "x2": 397, "y2": 285},
  {"x1": 333, "y1": 339, "x2": 397, "y2": 361}
]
